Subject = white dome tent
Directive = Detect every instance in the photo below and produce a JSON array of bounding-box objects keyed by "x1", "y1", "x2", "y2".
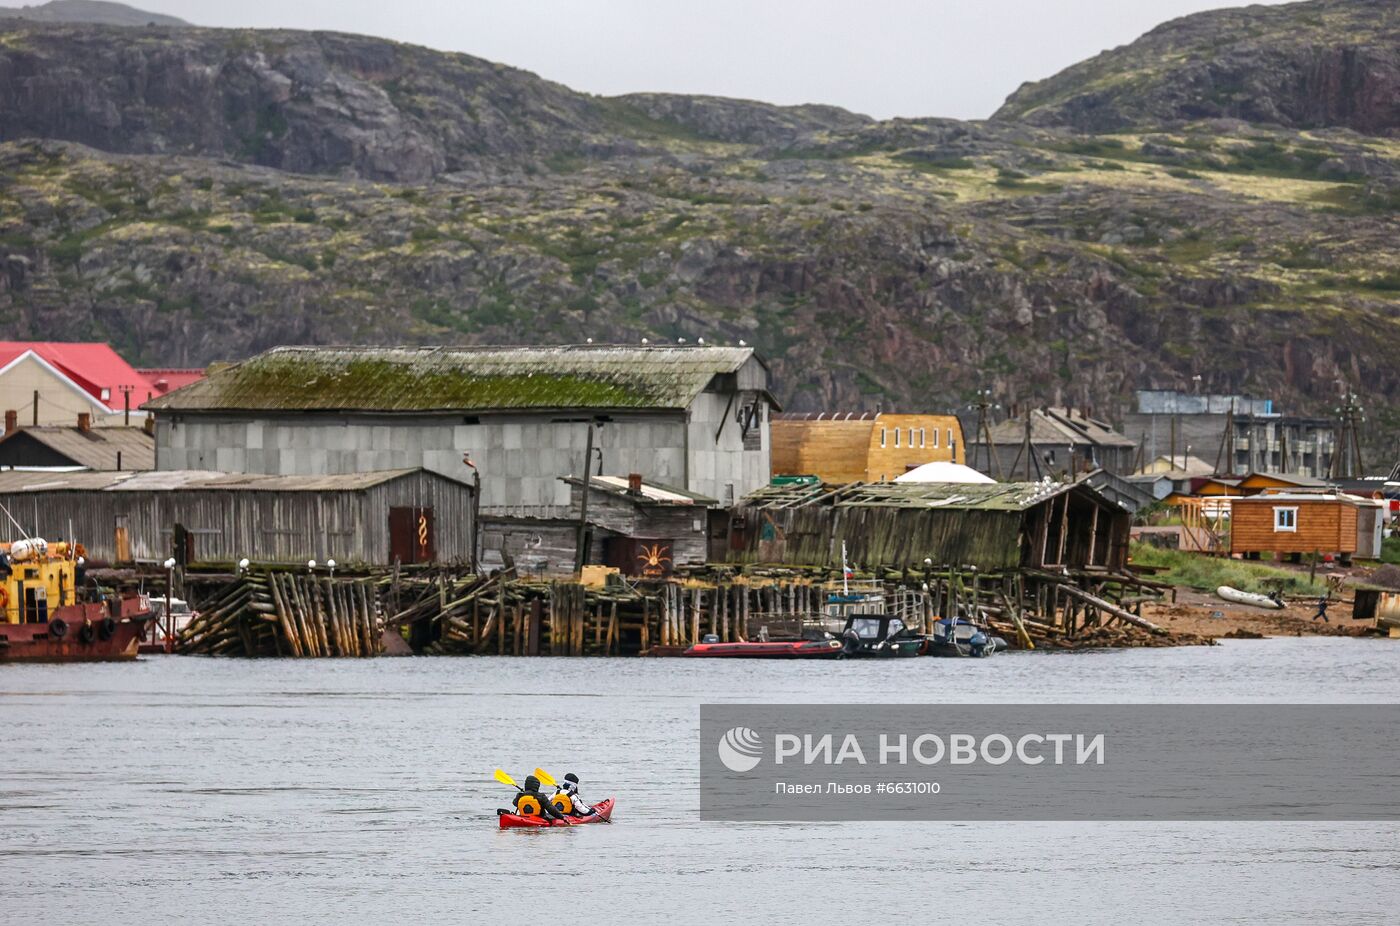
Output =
[{"x1": 893, "y1": 461, "x2": 996, "y2": 485}]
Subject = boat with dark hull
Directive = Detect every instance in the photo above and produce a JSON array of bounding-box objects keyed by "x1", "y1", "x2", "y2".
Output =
[
  {"x1": 926, "y1": 617, "x2": 1009, "y2": 658},
  {"x1": 0, "y1": 538, "x2": 153, "y2": 663},
  {"x1": 839, "y1": 614, "x2": 926, "y2": 658}
]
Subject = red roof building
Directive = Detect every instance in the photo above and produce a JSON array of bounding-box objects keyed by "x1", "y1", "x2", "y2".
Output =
[
  {"x1": 0, "y1": 342, "x2": 201, "y2": 427},
  {"x1": 138, "y1": 368, "x2": 207, "y2": 396}
]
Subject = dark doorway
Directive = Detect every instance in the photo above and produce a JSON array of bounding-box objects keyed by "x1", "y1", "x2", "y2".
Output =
[{"x1": 389, "y1": 507, "x2": 436, "y2": 564}]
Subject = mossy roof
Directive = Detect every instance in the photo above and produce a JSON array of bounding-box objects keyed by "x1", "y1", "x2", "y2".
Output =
[
  {"x1": 741, "y1": 477, "x2": 1121, "y2": 512},
  {"x1": 144, "y1": 345, "x2": 761, "y2": 413}
]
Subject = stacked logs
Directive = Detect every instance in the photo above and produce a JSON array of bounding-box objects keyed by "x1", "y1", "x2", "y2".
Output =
[{"x1": 176, "y1": 571, "x2": 383, "y2": 657}]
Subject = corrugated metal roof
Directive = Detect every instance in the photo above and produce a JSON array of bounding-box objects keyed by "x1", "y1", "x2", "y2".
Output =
[
  {"x1": 985, "y1": 408, "x2": 1136, "y2": 448},
  {"x1": 144, "y1": 345, "x2": 760, "y2": 413},
  {"x1": 0, "y1": 468, "x2": 458, "y2": 493},
  {"x1": 0, "y1": 426, "x2": 154, "y2": 470}
]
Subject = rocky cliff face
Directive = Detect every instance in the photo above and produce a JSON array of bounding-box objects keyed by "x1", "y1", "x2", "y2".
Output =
[
  {"x1": 0, "y1": 2, "x2": 1397, "y2": 461},
  {"x1": 995, "y1": 0, "x2": 1400, "y2": 135},
  {"x1": 0, "y1": 1, "x2": 187, "y2": 27}
]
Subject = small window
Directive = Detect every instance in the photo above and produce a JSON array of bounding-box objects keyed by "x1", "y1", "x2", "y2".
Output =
[
  {"x1": 894, "y1": 429, "x2": 901, "y2": 448},
  {"x1": 1274, "y1": 507, "x2": 1297, "y2": 532},
  {"x1": 879, "y1": 428, "x2": 887, "y2": 448},
  {"x1": 948, "y1": 428, "x2": 955, "y2": 451},
  {"x1": 918, "y1": 428, "x2": 926, "y2": 448},
  {"x1": 930, "y1": 428, "x2": 939, "y2": 449}
]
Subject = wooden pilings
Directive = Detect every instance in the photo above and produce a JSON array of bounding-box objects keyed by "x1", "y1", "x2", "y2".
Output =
[{"x1": 176, "y1": 571, "x2": 383, "y2": 657}]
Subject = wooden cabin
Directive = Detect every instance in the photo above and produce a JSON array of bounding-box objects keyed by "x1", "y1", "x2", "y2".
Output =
[
  {"x1": 727, "y1": 477, "x2": 1131, "y2": 573},
  {"x1": 771, "y1": 412, "x2": 964, "y2": 483},
  {"x1": 1229, "y1": 493, "x2": 1358, "y2": 563}
]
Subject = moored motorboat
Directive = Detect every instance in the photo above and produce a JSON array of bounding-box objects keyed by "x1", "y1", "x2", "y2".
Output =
[
  {"x1": 839, "y1": 614, "x2": 925, "y2": 657},
  {"x1": 926, "y1": 617, "x2": 1008, "y2": 657},
  {"x1": 498, "y1": 797, "x2": 615, "y2": 829}
]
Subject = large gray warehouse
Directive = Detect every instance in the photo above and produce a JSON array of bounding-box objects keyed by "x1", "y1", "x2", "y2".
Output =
[
  {"x1": 144, "y1": 345, "x2": 776, "y2": 510},
  {"x1": 0, "y1": 468, "x2": 474, "y2": 566}
]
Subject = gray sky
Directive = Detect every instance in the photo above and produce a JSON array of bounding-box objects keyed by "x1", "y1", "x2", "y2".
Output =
[{"x1": 15, "y1": 1, "x2": 1288, "y2": 119}]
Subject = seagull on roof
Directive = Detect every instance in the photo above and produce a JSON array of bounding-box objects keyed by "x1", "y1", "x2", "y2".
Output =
[
  {"x1": 739, "y1": 339, "x2": 747, "y2": 346},
  {"x1": 641, "y1": 337, "x2": 649, "y2": 344},
  {"x1": 677, "y1": 337, "x2": 687, "y2": 344}
]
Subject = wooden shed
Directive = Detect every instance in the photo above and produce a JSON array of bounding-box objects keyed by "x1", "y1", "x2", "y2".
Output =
[
  {"x1": 727, "y1": 476, "x2": 1131, "y2": 573},
  {"x1": 1229, "y1": 493, "x2": 1358, "y2": 562},
  {"x1": 0, "y1": 468, "x2": 475, "y2": 566}
]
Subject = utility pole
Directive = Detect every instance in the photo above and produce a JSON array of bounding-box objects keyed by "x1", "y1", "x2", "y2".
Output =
[
  {"x1": 120, "y1": 385, "x2": 135, "y2": 426},
  {"x1": 971, "y1": 390, "x2": 1003, "y2": 480},
  {"x1": 574, "y1": 419, "x2": 599, "y2": 574},
  {"x1": 1329, "y1": 391, "x2": 1365, "y2": 480}
]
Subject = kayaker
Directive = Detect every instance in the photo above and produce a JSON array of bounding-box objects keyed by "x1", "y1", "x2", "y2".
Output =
[
  {"x1": 513, "y1": 775, "x2": 569, "y2": 822},
  {"x1": 552, "y1": 773, "x2": 595, "y2": 817}
]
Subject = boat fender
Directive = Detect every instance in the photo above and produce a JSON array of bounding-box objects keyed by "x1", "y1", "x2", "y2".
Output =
[
  {"x1": 97, "y1": 617, "x2": 117, "y2": 641},
  {"x1": 78, "y1": 620, "x2": 95, "y2": 644},
  {"x1": 48, "y1": 617, "x2": 68, "y2": 640},
  {"x1": 551, "y1": 793, "x2": 574, "y2": 814},
  {"x1": 515, "y1": 795, "x2": 542, "y2": 816},
  {"x1": 701, "y1": 633, "x2": 720, "y2": 644}
]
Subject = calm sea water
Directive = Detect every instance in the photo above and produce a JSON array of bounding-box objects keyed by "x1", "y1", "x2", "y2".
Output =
[{"x1": 3, "y1": 639, "x2": 1399, "y2": 926}]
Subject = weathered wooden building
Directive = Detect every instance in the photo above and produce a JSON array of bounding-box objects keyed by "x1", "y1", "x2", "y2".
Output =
[
  {"x1": 1229, "y1": 493, "x2": 1359, "y2": 562},
  {"x1": 974, "y1": 407, "x2": 1136, "y2": 478},
  {"x1": 145, "y1": 345, "x2": 776, "y2": 510},
  {"x1": 0, "y1": 468, "x2": 474, "y2": 566},
  {"x1": 728, "y1": 477, "x2": 1131, "y2": 572},
  {"x1": 478, "y1": 475, "x2": 715, "y2": 578},
  {"x1": 771, "y1": 412, "x2": 964, "y2": 482}
]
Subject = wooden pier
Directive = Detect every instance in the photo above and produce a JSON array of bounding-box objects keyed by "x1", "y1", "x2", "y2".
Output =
[{"x1": 169, "y1": 559, "x2": 1193, "y2": 657}]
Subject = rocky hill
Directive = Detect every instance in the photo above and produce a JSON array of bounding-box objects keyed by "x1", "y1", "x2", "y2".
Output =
[
  {"x1": 0, "y1": 0, "x2": 1397, "y2": 461},
  {"x1": 995, "y1": 0, "x2": 1400, "y2": 135},
  {"x1": 0, "y1": 1, "x2": 186, "y2": 27}
]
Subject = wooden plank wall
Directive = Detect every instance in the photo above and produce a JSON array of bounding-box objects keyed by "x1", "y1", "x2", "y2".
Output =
[{"x1": 1230, "y1": 499, "x2": 1358, "y2": 554}]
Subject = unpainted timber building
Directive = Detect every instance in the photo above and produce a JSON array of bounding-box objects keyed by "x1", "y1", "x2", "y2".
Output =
[
  {"x1": 0, "y1": 468, "x2": 475, "y2": 566},
  {"x1": 145, "y1": 346, "x2": 776, "y2": 511}
]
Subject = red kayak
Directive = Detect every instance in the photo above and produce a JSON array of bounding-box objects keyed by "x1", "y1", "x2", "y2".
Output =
[
  {"x1": 498, "y1": 798, "x2": 615, "y2": 829},
  {"x1": 682, "y1": 639, "x2": 843, "y2": 659}
]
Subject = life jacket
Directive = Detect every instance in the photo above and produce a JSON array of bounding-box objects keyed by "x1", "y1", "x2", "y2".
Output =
[
  {"x1": 514, "y1": 793, "x2": 543, "y2": 816},
  {"x1": 550, "y1": 791, "x2": 574, "y2": 814}
]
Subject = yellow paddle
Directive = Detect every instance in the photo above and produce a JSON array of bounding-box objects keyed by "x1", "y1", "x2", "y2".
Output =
[
  {"x1": 494, "y1": 768, "x2": 523, "y2": 791},
  {"x1": 536, "y1": 767, "x2": 610, "y2": 823}
]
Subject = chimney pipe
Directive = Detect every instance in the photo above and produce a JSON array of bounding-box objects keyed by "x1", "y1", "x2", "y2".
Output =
[
  {"x1": 32, "y1": 389, "x2": 39, "y2": 426},
  {"x1": 4, "y1": 410, "x2": 16, "y2": 434},
  {"x1": 77, "y1": 412, "x2": 91, "y2": 432},
  {"x1": 627, "y1": 473, "x2": 643, "y2": 496},
  {"x1": 117, "y1": 450, "x2": 122, "y2": 471}
]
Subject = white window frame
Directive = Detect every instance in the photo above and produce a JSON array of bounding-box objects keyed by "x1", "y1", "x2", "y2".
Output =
[
  {"x1": 930, "y1": 428, "x2": 939, "y2": 449},
  {"x1": 894, "y1": 428, "x2": 901, "y2": 448},
  {"x1": 1273, "y1": 507, "x2": 1298, "y2": 532},
  {"x1": 948, "y1": 428, "x2": 955, "y2": 450},
  {"x1": 918, "y1": 428, "x2": 926, "y2": 448},
  {"x1": 879, "y1": 428, "x2": 887, "y2": 448}
]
